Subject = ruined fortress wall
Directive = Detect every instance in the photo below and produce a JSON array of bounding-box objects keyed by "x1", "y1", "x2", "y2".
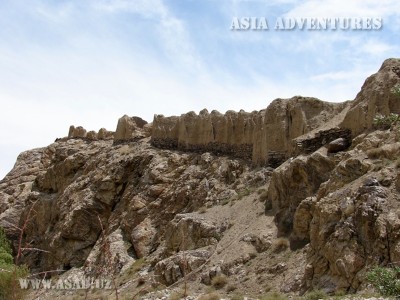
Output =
[
  {"x1": 151, "y1": 97, "x2": 346, "y2": 166},
  {"x1": 151, "y1": 109, "x2": 257, "y2": 160}
]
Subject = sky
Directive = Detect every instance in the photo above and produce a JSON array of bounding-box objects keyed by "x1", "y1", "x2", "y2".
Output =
[{"x1": 0, "y1": 0, "x2": 399, "y2": 179}]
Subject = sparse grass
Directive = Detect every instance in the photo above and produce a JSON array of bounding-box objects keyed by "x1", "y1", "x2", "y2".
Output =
[
  {"x1": 332, "y1": 289, "x2": 347, "y2": 298},
  {"x1": 198, "y1": 292, "x2": 221, "y2": 300},
  {"x1": 303, "y1": 289, "x2": 328, "y2": 300},
  {"x1": 271, "y1": 237, "x2": 289, "y2": 253},
  {"x1": 211, "y1": 274, "x2": 228, "y2": 289},
  {"x1": 260, "y1": 291, "x2": 288, "y2": 300}
]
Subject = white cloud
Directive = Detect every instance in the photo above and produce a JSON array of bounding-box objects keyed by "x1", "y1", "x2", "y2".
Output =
[
  {"x1": 93, "y1": 0, "x2": 167, "y2": 17},
  {"x1": 34, "y1": 2, "x2": 74, "y2": 23},
  {"x1": 92, "y1": 0, "x2": 202, "y2": 71},
  {"x1": 310, "y1": 68, "x2": 374, "y2": 83},
  {"x1": 357, "y1": 39, "x2": 395, "y2": 55},
  {"x1": 285, "y1": 0, "x2": 400, "y2": 18}
]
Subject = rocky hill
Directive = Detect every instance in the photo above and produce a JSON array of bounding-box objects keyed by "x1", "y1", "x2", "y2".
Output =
[{"x1": 1, "y1": 58, "x2": 400, "y2": 299}]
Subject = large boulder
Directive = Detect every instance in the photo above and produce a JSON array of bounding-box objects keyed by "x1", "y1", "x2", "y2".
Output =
[
  {"x1": 165, "y1": 214, "x2": 227, "y2": 254},
  {"x1": 154, "y1": 249, "x2": 211, "y2": 285}
]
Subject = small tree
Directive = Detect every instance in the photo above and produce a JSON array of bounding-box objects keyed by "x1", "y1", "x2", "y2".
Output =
[{"x1": 0, "y1": 226, "x2": 29, "y2": 300}]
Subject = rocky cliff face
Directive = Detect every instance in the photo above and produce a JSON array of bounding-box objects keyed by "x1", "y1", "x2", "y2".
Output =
[
  {"x1": 1, "y1": 58, "x2": 400, "y2": 299},
  {"x1": 341, "y1": 58, "x2": 400, "y2": 136}
]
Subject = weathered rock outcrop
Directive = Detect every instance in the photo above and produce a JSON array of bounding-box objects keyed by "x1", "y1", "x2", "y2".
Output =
[
  {"x1": 0, "y1": 138, "x2": 255, "y2": 274},
  {"x1": 266, "y1": 151, "x2": 336, "y2": 238},
  {"x1": 155, "y1": 249, "x2": 212, "y2": 285},
  {"x1": 262, "y1": 59, "x2": 400, "y2": 293},
  {"x1": 340, "y1": 58, "x2": 400, "y2": 136},
  {"x1": 165, "y1": 214, "x2": 227, "y2": 254}
]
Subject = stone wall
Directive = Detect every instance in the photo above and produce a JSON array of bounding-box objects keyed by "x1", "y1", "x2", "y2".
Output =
[
  {"x1": 293, "y1": 128, "x2": 352, "y2": 155},
  {"x1": 151, "y1": 97, "x2": 347, "y2": 167},
  {"x1": 67, "y1": 126, "x2": 114, "y2": 141},
  {"x1": 151, "y1": 109, "x2": 257, "y2": 160}
]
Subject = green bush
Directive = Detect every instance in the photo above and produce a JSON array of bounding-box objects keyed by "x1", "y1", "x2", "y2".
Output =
[
  {"x1": 373, "y1": 113, "x2": 400, "y2": 129},
  {"x1": 366, "y1": 266, "x2": 400, "y2": 296},
  {"x1": 0, "y1": 227, "x2": 12, "y2": 254},
  {"x1": 0, "y1": 249, "x2": 13, "y2": 265},
  {"x1": 391, "y1": 84, "x2": 400, "y2": 97}
]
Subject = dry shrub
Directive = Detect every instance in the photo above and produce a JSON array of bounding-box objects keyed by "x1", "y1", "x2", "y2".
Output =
[
  {"x1": 272, "y1": 237, "x2": 289, "y2": 253},
  {"x1": 211, "y1": 274, "x2": 228, "y2": 289}
]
